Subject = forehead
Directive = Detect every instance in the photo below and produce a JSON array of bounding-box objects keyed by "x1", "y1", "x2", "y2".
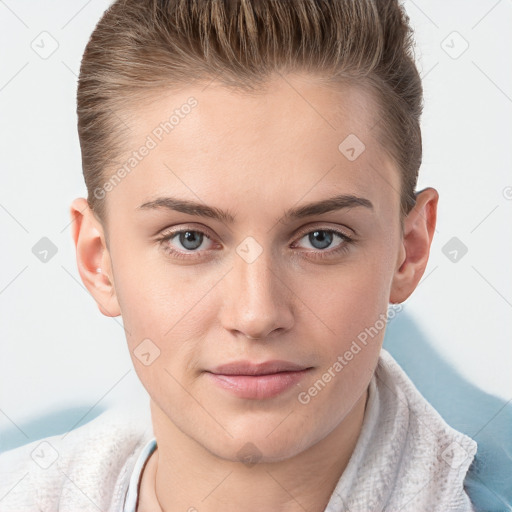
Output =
[{"x1": 106, "y1": 73, "x2": 401, "y2": 222}]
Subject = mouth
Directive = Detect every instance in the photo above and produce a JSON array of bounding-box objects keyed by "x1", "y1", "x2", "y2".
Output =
[{"x1": 205, "y1": 360, "x2": 313, "y2": 400}]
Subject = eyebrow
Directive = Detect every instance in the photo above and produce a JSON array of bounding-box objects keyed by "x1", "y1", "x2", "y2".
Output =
[{"x1": 137, "y1": 193, "x2": 373, "y2": 224}]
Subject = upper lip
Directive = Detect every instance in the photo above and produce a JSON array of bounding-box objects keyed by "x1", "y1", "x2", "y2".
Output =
[{"x1": 208, "y1": 360, "x2": 310, "y2": 376}]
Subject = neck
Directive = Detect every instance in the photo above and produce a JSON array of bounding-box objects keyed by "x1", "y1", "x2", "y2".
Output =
[{"x1": 139, "y1": 388, "x2": 368, "y2": 512}]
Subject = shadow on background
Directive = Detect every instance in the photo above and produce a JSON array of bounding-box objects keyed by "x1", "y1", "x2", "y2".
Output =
[
  {"x1": 384, "y1": 313, "x2": 512, "y2": 512},
  {"x1": 1, "y1": 313, "x2": 510, "y2": 511},
  {"x1": 1, "y1": 405, "x2": 108, "y2": 453}
]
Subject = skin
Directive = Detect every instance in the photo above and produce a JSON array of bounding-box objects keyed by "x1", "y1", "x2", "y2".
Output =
[{"x1": 70, "y1": 72, "x2": 438, "y2": 512}]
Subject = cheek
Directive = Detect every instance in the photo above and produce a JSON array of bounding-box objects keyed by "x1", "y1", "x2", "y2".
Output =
[
  {"x1": 110, "y1": 239, "x2": 204, "y2": 336},
  {"x1": 110, "y1": 247, "x2": 227, "y2": 386},
  {"x1": 295, "y1": 252, "x2": 394, "y2": 347},
  {"x1": 292, "y1": 263, "x2": 391, "y2": 433}
]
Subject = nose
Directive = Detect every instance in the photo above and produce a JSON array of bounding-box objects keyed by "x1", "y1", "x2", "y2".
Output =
[{"x1": 219, "y1": 243, "x2": 294, "y2": 341}]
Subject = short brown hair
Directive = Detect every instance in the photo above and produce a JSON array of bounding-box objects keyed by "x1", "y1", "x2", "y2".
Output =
[{"x1": 77, "y1": 0, "x2": 423, "y2": 223}]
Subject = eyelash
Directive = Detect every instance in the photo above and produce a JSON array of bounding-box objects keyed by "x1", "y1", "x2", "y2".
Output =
[{"x1": 155, "y1": 225, "x2": 355, "y2": 261}]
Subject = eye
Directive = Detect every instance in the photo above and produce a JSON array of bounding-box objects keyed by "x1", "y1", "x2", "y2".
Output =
[
  {"x1": 292, "y1": 227, "x2": 354, "y2": 259},
  {"x1": 173, "y1": 230, "x2": 207, "y2": 251},
  {"x1": 156, "y1": 227, "x2": 217, "y2": 259}
]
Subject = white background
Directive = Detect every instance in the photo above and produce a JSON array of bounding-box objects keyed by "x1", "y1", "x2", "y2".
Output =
[{"x1": 1, "y1": 0, "x2": 511, "y2": 447}]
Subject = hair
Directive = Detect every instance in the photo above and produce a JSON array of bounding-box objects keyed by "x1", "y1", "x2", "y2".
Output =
[{"x1": 77, "y1": 0, "x2": 423, "y2": 225}]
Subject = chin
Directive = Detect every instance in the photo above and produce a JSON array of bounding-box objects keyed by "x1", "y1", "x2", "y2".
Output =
[{"x1": 203, "y1": 424, "x2": 316, "y2": 465}]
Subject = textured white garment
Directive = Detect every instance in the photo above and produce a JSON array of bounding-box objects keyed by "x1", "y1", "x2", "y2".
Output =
[
  {"x1": 324, "y1": 349, "x2": 477, "y2": 511},
  {"x1": 0, "y1": 348, "x2": 477, "y2": 512}
]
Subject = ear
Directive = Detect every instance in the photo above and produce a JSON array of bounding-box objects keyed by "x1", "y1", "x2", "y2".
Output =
[
  {"x1": 390, "y1": 187, "x2": 439, "y2": 304},
  {"x1": 69, "y1": 198, "x2": 121, "y2": 317}
]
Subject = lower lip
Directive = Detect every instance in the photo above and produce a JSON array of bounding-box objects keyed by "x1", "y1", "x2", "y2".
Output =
[{"x1": 205, "y1": 369, "x2": 311, "y2": 400}]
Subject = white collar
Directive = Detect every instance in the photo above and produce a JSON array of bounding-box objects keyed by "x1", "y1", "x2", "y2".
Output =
[{"x1": 123, "y1": 437, "x2": 157, "y2": 512}]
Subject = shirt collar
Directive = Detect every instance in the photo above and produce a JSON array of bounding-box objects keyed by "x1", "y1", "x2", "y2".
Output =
[{"x1": 123, "y1": 437, "x2": 157, "y2": 512}]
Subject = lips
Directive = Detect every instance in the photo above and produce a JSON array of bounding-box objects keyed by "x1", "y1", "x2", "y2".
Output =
[
  {"x1": 208, "y1": 360, "x2": 309, "y2": 376},
  {"x1": 205, "y1": 360, "x2": 312, "y2": 400}
]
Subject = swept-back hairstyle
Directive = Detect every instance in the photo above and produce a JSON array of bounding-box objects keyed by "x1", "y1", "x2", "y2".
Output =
[{"x1": 77, "y1": 0, "x2": 423, "y2": 223}]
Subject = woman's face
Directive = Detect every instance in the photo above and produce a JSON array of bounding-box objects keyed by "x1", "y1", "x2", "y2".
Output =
[{"x1": 100, "y1": 73, "x2": 404, "y2": 462}]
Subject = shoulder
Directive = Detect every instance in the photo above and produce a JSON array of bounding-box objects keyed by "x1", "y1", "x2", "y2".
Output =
[
  {"x1": 0, "y1": 406, "x2": 153, "y2": 512},
  {"x1": 376, "y1": 348, "x2": 478, "y2": 511}
]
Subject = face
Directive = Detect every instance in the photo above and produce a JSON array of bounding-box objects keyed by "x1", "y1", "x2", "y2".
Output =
[{"x1": 86, "y1": 73, "x2": 408, "y2": 462}]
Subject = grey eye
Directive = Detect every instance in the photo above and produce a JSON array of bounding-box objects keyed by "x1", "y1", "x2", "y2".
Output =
[{"x1": 178, "y1": 231, "x2": 204, "y2": 250}]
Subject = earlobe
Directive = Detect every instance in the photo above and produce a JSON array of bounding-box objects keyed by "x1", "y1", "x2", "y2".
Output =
[
  {"x1": 69, "y1": 198, "x2": 121, "y2": 317},
  {"x1": 389, "y1": 187, "x2": 439, "y2": 304}
]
